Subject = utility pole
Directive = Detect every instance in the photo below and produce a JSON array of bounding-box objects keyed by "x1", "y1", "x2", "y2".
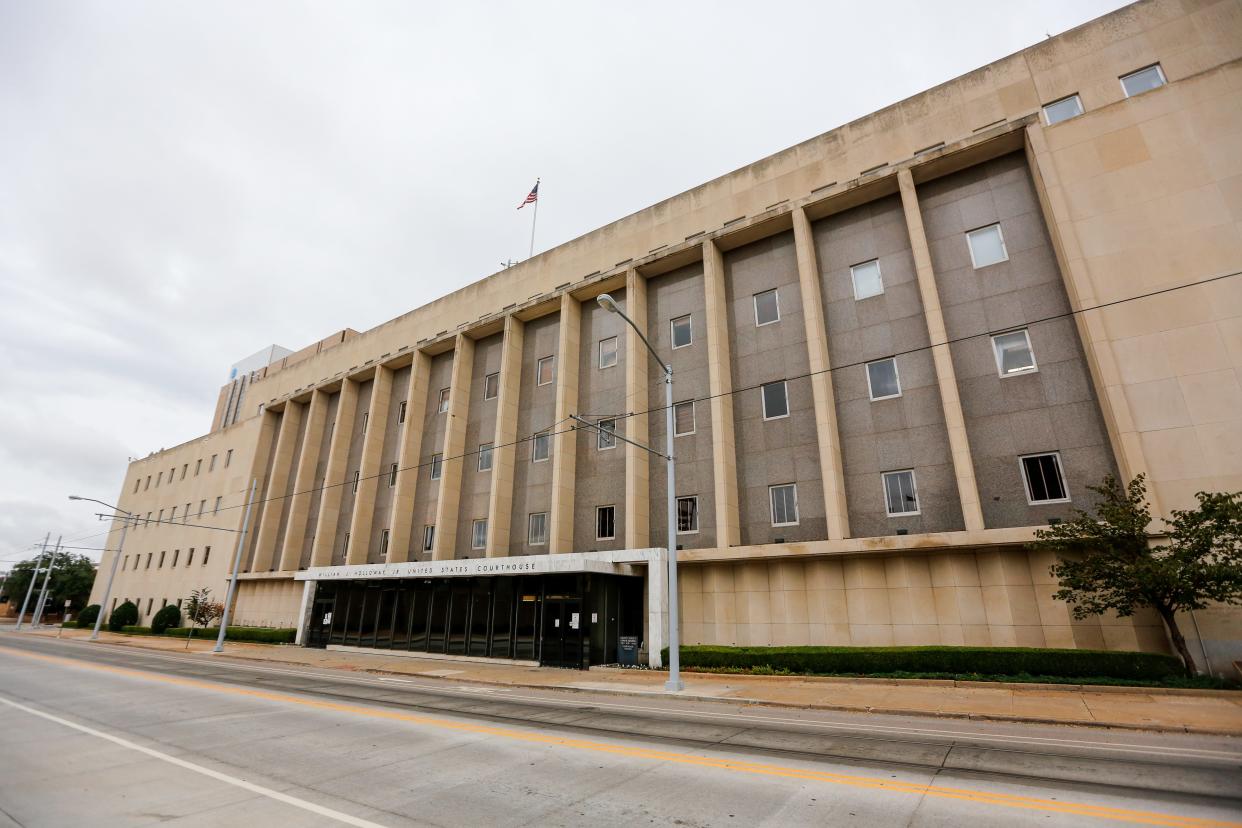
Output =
[
  {"x1": 214, "y1": 479, "x2": 258, "y2": 653},
  {"x1": 14, "y1": 533, "x2": 49, "y2": 631},
  {"x1": 31, "y1": 535, "x2": 62, "y2": 628}
]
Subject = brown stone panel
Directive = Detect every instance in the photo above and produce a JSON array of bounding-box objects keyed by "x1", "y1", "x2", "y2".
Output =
[
  {"x1": 623, "y1": 270, "x2": 650, "y2": 549},
  {"x1": 433, "y1": 334, "x2": 475, "y2": 560},
  {"x1": 346, "y1": 366, "x2": 394, "y2": 564},
  {"x1": 486, "y1": 316, "x2": 525, "y2": 557},
  {"x1": 387, "y1": 352, "x2": 430, "y2": 562},
  {"x1": 550, "y1": 294, "x2": 581, "y2": 553},
  {"x1": 310, "y1": 378, "x2": 358, "y2": 566},
  {"x1": 574, "y1": 288, "x2": 626, "y2": 552},
  {"x1": 279, "y1": 390, "x2": 328, "y2": 571},
  {"x1": 454, "y1": 332, "x2": 503, "y2": 558},
  {"x1": 250, "y1": 402, "x2": 304, "y2": 572}
]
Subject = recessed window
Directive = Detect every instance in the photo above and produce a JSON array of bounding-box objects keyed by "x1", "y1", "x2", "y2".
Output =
[
  {"x1": 378, "y1": 529, "x2": 390, "y2": 560},
  {"x1": 351, "y1": 470, "x2": 360, "y2": 493},
  {"x1": 397, "y1": 400, "x2": 407, "y2": 424},
  {"x1": 145, "y1": 553, "x2": 152, "y2": 569},
  {"x1": 966, "y1": 224, "x2": 1008, "y2": 269},
  {"x1": 158, "y1": 550, "x2": 165, "y2": 568},
  {"x1": 598, "y1": 336, "x2": 618, "y2": 369},
  {"x1": 187, "y1": 548, "x2": 194, "y2": 567},
  {"x1": 761, "y1": 381, "x2": 789, "y2": 420},
  {"x1": 157, "y1": 509, "x2": 164, "y2": 524},
  {"x1": 597, "y1": 418, "x2": 616, "y2": 450},
  {"x1": 866, "y1": 359, "x2": 901, "y2": 400},
  {"x1": 1121, "y1": 64, "x2": 1165, "y2": 98},
  {"x1": 183, "y1": 503, "x2": 190, "y2": 523},
  {"x1": 532, "y1": 431, "x2": 551, "y2": 462},
  {"x1": 527, "y1": 512, "x2": 548, "y2": 546},
  {"x1": 477, "y1": 442, "x2": 494, "y2": 472},
  {"x1": 537, "y1": 356, "x2": 555, "y2": 386},
  {"x1": 676, "y1": 496, "x2": 699, "y2": 534},
  {"x1": 422, "y1": 525, "x2": 435, "y2": 552},
  {"x1": 1021, "y1": 453, "x2": 1070, "y2": 504},
  {"x1": 882, "y1": 470, "x2": 920, "y2": 516},
  {"x1": 850, "y1": 259, "x2": 884, "y2": 300},
  {"x1": 198, "y1": 500, "x2": 205, "y2": 517},
  {"x1": 770, "y1": 483, "x2": 799, "y2": 527},
  {"x1": 753, "y1": 289, "x2": 780, "y2": 326},
  {"x1": 213, "y1": 497, "x2": 221, "y2": 514},
  {"x1": 471, "y1": 519, "x2": 488, "y2": 550},
  {"x1": 171, "y1": 550, "x2": 179, "y2": 567},
  {"x1": 144, "y1": 475, "x2": 151, "y2": 490},
  {"x1": 203, "y1": 546, "x2": 210, "y2": 566},
  {"x1": 170, "y1": 506, "x2": 177, "y2": 521},
  {"x1": 671, "y1": 315, "x2": 693, "y2": 349},
  {"x1": 437, "y1": 388, "x2": 451, "y2": 413},
  {"x1": 194, "y1": 459, "x2": 201, "y2": 476},
  {"x1": 992, "y1": 330, "x2": 1037, "y2": 376},
  {"x1": 342, "y1": 533, "x2": 350, "y2": 557},
  {"x1": 484, "y1": 372, "x2": 500, "y2": 400},
  {"x1": 388, "y1": 463, "x2": 399, "y2": 487},
  {"x1": 169, "y1": 467, "x2": 174, "y2": 482},
  {"x1": 209, "y1": 454, "x2": 217, "y2": 472},
  {"x1": 156, "y1": 471, "x2": 162, "y2": 487},
  {"x1": 181, "y1": 464, "x2": 188, "y2": 480},
  {"x1": 673, "y1": 401, "x2": 696, "y2": 436},
  {"x1": 596, "y1": 505, "x2": 615, "y2": 541},
  {"x1": 429, "y1": 454, "x2": 443, "y2": 480},
  {"x1": 1042, "y1": 94, "x2": 1084, "y2": 125},
  {"x1": 360, "y1": 412, "x2": 368, "y2": 435},
  {"x1": 133, "y1": 478, "x2": 141, "y2": 494},
  {"x1": 224, "y1": 449, "x2": 232, "y2": 468}
]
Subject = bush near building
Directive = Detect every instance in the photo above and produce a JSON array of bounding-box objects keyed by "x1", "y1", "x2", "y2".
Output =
[
  {"x1": 163, "y1": 626, "x2": 296, "y2": 644},
  {"x1": 108, "y1": 600, "x2": 138, "y2": 632},
  {"x1": 151, "y1": 604, "x2": 181, "y2": 634},
  {"x1": 76, "y1": 604, "x2": 100, "y2": 627}
]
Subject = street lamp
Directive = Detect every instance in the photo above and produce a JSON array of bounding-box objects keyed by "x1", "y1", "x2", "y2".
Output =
[
  {"x1": 596, "y1": 292, "x2": 683, "y2": 692},
  {"x1": 68, "y1": 495, "x2": 132, "y2": 641}
]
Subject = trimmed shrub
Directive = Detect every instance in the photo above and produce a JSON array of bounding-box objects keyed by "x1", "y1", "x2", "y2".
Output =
[
  {"x1": 151, "y1": 604, "x2": 182, "y2": 635},
  {"x1": 662, "y1": 645, "x2": 1183, "y2": 682},
  {"x1": 163, "y1": 626, "x2": 296, "y2": 644},
  {"x1": 60, "y1": 620, "x2": 78, "y2": 629},
  {"x1": 120, "y1": 625, "x2": 154, "y2": 635},
  {"x1": 108, "y1": 601, "x2": 139, "y2": 632},
  {"x1": 76, "y1": 604, "x2": 101, "y2": 627}
]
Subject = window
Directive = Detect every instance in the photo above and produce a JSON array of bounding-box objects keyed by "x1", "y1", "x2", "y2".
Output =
[
  {"x1": 753, "y1": 289, "x2": 780, "y2": 326},
  {"x1": 388, "y1": 463, "x2": 399, "y2": 487},
  {"x1": 676, "y1": 496, "x2": 699, "y2": 534},
  {"x1": 770, "y1": 484, "x2": 799, "y2": 526},
  {"x1": 122, "y1": 555, "x2": 128, "y2": 570},
  {"x1": 671, "y1": 315, "x2": 693, "y2": 349},
  {"x1": 158, "y1": 550, "x2": 165, "y2": 568},
  {"x1": 596, "y1": 506, "x2": 615, "y2": 540},
  {"x1": 157, "y1": 509, "x2": 164, "y2": 524},
  {"x1": 145, "y1": 512, "x2": 151, "y2": 526},
  {"x1": 1042, "y1": 94, "x2": 1083, "y2": 125},
  {"x1": 598, "y1": 336, "x2": 618, "y2": 369},
  {"x1": 1121, "y1": 64, "x2": 1165, "y2": 98},
  {"x1": 477, "y1": 443, "x2": 494, "y2": 471},
  {"x1": 342, "y1": 533, "x2": 350, "y2": 557},
  {"x1": 169, "y1": 467, "x2": 174, "y2": 482},
  {"x1": 183, "y1": 503, "x2": 190, "y2": 523},
  {"x1": 437, "y1": 388, "x2": 451, "y2": 413},
  {"x1": 145, "y1": 553, "x2": 152, "y2": 569},
  {"x1": 992, "y1": 330, "x2": 1037, "y2": 376},
  {"x1": 673, "y1": 401, "x2": 695, "y2": 436},
  {"x1": 528, "y1": 512, "x2": 548, "y2": 546},
  {"x1": 156, "y1": 471, "x2": 162, "y2": 487},
  {"x1": 537, "y1": 355, "x2": 555, "y2": 386},
  {"x1": 966, "y1": 224, "x2": 1008, "y2": 269},
  {"x1": 379, "y1": 529, "x2": 390, "y2": 559},
  {"x1": 171, "y1": 550, "x2": 179, "y2": 567},
  {"x1": 213, "y1": 496, "x2": 222, "y2": 514},
  {"x1": 484, "y1": 372, "x2": 500, "y2": 400},
  {"x1": 532, "y1": 431, "x2": 551, "y2": 462},
  {"x1": 144, "y1": 475, "x2": 151, "y2": 491},
  {"x1": 471, "y1": 519, "x2": 488, "y2": 550},
  {"x1": 186, "y1": 548, "x2": 194, "y2": 567},
  {"x1": 351, "y1": 470, "x2": 360, "y2": 493},
  {"x1": 209, "y1": 454, "x2": 217, "y2": 472},
  {"x1": 597, "y1": 418, "x2": 616, "y2": 450},
  {"x1": 170, "y1": 506, "x2": 177, "y2": 521},
  {"x1": 882, "y1": 470, "x2": 920, "y2": 516},
  {"x1": 430, "y1": 454, "x2": 443, "y2": 480},
  {"x1": 422, "y1": 525, "x2": 435, "y2": 552},
  {"x1": 133, "y1": 478, "x2": 141, "y2": 494},
  {"x1": 202, "y1": 546, "x2": 211, "y2": 566},
  {"x1": 181, "y1": 464, "x2": 188, "y2": 480},
  {"x1": 133, "y1": 556, "x2": 140, "y2": 570},
  {"x1": 761, "y1": 381, "x2": 789, "y2": 420},
  {"x1": 397, "y1": 400, "x2": 407, "y2": 424},
  {"x1": 147, "y1": 598, "x2": 153, "y2": 616},
  {"x1": 866, "y1": 358, "x2": 901, "y2": 400},
  {"x1": 360, "y1": 412, "x2": 368, "y2": 435},
  {"x1": 224, "y1": 449, "x2": 232, "y2": 468},
  {"x1": 850, "y1": 259, "x2": 884, "y2": 300},
  {"x1": 1021, "y1": 453, "x2": 1069, "y2": 504},
  {"x1": 195, "y1": 459, "x2": 201, "y2": 476}
]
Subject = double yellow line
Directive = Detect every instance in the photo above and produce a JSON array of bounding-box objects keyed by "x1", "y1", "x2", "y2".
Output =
[{"x1": 1, "y1": 645, "x2": 1236, "y2": 828}]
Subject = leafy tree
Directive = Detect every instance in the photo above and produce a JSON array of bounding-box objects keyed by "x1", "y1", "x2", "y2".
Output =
[
  {"x1": 151, "y1": 604, "x2": 182, "y2": 635},
  {"x1": 0, "y1": 552, "x2": 97, "y2": 617},
  {"x1": 183, "y1": 588, "x2": 224, "y2": 649},
  {"x1": 1032, "y1": 475, "x2": 1242, "y2": 676},
  {"x1": 76, "y1": 604, "x2": 101, "y2": 627},
  {"x1": 109, "y1": 600, "x2": 139, "y2": 632}
]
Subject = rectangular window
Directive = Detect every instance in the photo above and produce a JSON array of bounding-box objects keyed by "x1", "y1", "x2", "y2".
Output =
[
  {"x1": 171, "y1": 549, "x2": 179, "y2": 567},
  {"x1": 477, "y1": 443, "x2": 494, "y2": 471},
  {"x1": 422, "y1": 525, "x2": 435, "y2": 552},
  {"x1": 673, "y1": 401, "x2": 695, "y2": 436},
  {"x1": 145, "y1": 512, "x2": 151, "y2": 526},
  {"x1": 527, "y1": 512, "x2": 548, "y2": 546},
  {"x1": 484, "y1": 372, "x2": 500, "y2": 400},
  {"x1": 134, "y1": 556, "x2": 140, "y2": 570},
  {"x1": 134, "y1": 478, "x2": 141, "y2": 494},
  {"x1": 1121, "y1": 64, "x2": 1165, "y2": 98},
  {"x1": 597, "y1": 418, "x2": 616, "y2": 450},
  {"x1": 187, "y1": 548, "x2": 194, "y2": 566},
  {"x1": 147, "y1": 598, "x2": 153, "y2": 616},
  {"x1": 342, "y1": 533, "x2": 350, "y2": 557},
  {"x1": 360, "y1": 412, "x2": 369, "y2": 435},
  {"x1": 676, "y1": 496, "x2": 699, "y2": 534},
  {"x1": 537, "y1": 355, "x2": 555, "y2": 386},
  {"x1": 753, "y1": 288, "x2": 780, "y2": 326},
  {"x1": 195, "y1": 459, "x2": 201, "y2": 476},
  {"x1": 203, "y1": 546, "x2": 210, "y2": 566},
  {"x1": 351, "y1": 470, "x2": 360, "y2": 493},
  {"x1": 397, "y1": 400, "x2": 407, "y2": 424},
  {"x1": 430, "y1": 454, "x2": 443, "y2": 480},
  {"x1": 213, "y1": 496, "x2": 222, "y2": 514},
  {"x1": 170, "y1": 506, "x2": 177, "y2": 521},
  {"x1": 866, "y1": 358, "x2": 901, "y2": 400},
  {"x1": 850, "y1": 259, "x2": 884, "y2": 300},
  {"x1": 1021, "y1": 453, "x2": 1070, "y2": 504},
  {"x1": 437, "y1": 388, "x2": 451, "y2": 413},
  {"x1": 388, "y1": 463, "x2": 399, "y2": 487},
  {"x1": 156, "y1": 471, "x2": 162, "y2": 486},
  {"x1": 966, "y1": 223, "x2": 1008, "y2": 269},
  {"x1": 181, "y1": 464, "x2": 188, "y2": 480},
  {"x1": 671, "y1": 314, "x2": 693, "y2": 349},
  {"x1": 198, "y1": 500, "x2": 205, "y2": 517},
  {"x1": 471, "y1": 519, "x2": 488, "y2": 550},
  {"x1": 761, "y1": 381, "x2": 789, "y2": 420},
  {"x1": 596, "y1": 505, "x2": 616, "y2": 540},
  {"x1": 379, "y1": 529, "x2": 390, "y2": 559},
  {"x1": 882, "y1": 470, "x2": 920, "y2": 516},
  {"x1": 183, "y1": 503, "x2": 190, "y2": 523},
  {"x1": 532, "y1": 431, "x2": 551, "y2": 462},
  {"x1": 158, "y1": 550, "x2": 165, "y2": 568},
  {"x1": 770, "y1": 483, "x2": 799, "y2": 526},
  {"x1": 992, "y1": 330, "x2": 1037, "y2": 376},
  {"x1": 145, "y1": 553, "x2": 152, "y2": 569},
  {"x1": 144, "y1": 475, "x2": 151, "y2": 491},
  {"x1": 169, "y1": 467, "x2": 174, "y2": 482},
  {"x1": 224, "y1": 449, "x2": 232, "y2": 468},
  {"x1": 157, "y1": 509, "x2": 164, "y2": 524},
  {"x1": 209, "y1": 454, "x2": 217, "y2": 472},
  {"x1": 1042, "y1": 94, "x2": 1083, "y2": 125},
  {"x1": 598, "y1": 336, "x2": 618, "y2": 369}
]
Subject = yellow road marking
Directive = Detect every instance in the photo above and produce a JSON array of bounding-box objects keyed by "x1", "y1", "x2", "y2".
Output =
[{"x1": 1, "y1": 645, "x2": 1236, "y2": 828}]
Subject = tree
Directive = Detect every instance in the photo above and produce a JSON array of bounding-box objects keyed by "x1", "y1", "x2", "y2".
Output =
[
  {"x1": 1032, "y1": 475, "x2": 1242, "y2": 676},
  {"x1": 109, "y1": 600, "x2": 139, "y2": 632},
  {"x1": 0, "y1": 552, "x2": 98, "y2": 617},
  {"x1": 183, "y1": 588, "x2": 224, "y2": 649}
]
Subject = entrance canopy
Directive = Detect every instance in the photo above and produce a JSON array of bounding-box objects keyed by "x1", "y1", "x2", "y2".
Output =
[{"x1": 293, "y1": 548, "x2": 660, "y2": 582}]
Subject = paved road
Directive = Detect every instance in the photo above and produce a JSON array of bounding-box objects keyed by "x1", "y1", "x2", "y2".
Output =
[{"x1": 0, "y1": 634, "x2": 1238, "y2": 827}]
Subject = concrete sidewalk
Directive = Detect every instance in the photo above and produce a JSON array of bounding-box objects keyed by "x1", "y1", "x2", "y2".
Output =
[{"x1": 25, "y1": 627, "x2": 1242, "y2": 735}]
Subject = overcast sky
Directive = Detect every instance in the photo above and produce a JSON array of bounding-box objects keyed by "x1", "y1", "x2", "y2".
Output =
[{"x1": 0, "y1": 0, "x2": 1130, "y2": 568}]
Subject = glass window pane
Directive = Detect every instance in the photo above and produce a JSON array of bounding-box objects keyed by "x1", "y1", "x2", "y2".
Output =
[
  {"x1": 438, "y1": 388, "x2": 450, "y2": 413},
  {"x1": 850, "y1": 259, "x2": 884, "y2": 299},
  {"x1": 676, "y1": 497, "x2": 698, "y2": 533},
  {"x1": 528, "y1": 513, "x2": 547, "y2": 545},
  {"x1": 993, "y1": 331, "x2": 1036, "y2": 375},
  {"x1": 537, "y1": 356, "x2": 554, "y2": 385},
  {"x1": 430, "y1": 454, "x2": 443, "y2": 479},
  {"x1": 671, "y1": 315, "x2": 693, "y2": 348},
  {"x1": 472, "y1": 520, "x2": 487, "y2": 549},
  {"x1": 533, "y1": 432, "x2": 550, "y2": 461},
  {"x1": 966, "y1": 224, "x2": 1008, "y2": 268},
  {"x1": 674, "y1": 401, "x2": 695, "y2": 435},
  {"x1": 423, "y1": 525, "x2": 435, "y2": 551},
  {"x1": 484, "y1": 372, "x2": 500, "y2": 400},
  {"x1": 883, "y1": 471, "x2": 919, "y2": 515},
  {"x1": 1121, "y1": 65, "x2": 1164, "y2": 97},
  {"x1": 1023, "y1": 454, "x2": 1067, "y2": 502},
  {"x1": 753, "y1": 289, "x2": 780, "y2": 326},
  {"x1": 599, "y1": 336, "x2": 618, "y2": 369},
  {"x1": 596, "y1": 418, "x2": 616, "y2": 449},
  {"x1": 478, "y1": 443, "x2": 493, "y2": 471},
  {"x1": 762, "y1": 381, "x2": 789, "y2": 419},
  {"x1": 1043, "y1": 94, "x2": 1083, "y2": 125},
  {"x1": 770, "y1": 484, "x2": 798, "y2": 525},
  {"x1": 867, "y1": 359, "x2": 901, "y2": 400},
  {"x1": 597, "y1": 506, "x2": 615, "y2": 540}
]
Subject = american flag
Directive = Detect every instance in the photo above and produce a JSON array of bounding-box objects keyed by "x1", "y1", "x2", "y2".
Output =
[{"x1": 517, "y1": 179, "x2": 539, "y2": 209}]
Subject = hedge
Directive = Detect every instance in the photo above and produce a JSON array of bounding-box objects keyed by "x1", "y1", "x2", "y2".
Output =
[
  {"x1": 163, "y1": 626, "x2": 296, "y2": 644},
  {"x1": 661, "y1": 645, "x2": 1183, "y2": 681}
]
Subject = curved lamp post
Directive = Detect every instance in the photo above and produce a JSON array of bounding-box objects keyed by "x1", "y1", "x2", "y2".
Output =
[{"x1": 67, "y1": 495, "x2": 132, "y2": 641}]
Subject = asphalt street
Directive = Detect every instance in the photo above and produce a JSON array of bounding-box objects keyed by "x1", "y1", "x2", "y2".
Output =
[{"x1": 0, "y1": 633, "x2": 1239, "y2": 827}]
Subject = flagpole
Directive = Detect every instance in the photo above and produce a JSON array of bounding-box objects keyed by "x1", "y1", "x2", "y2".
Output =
[{"x1": 528, "y1": 182, "x2": 539, "y2": 259}]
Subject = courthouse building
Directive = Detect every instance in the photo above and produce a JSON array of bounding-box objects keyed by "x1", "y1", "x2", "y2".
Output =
[{"x1": 89, "y1": 0, "x2": 1242, "y2": 672}]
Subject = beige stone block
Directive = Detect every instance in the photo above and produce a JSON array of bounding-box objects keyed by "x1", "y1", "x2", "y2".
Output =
[
  {"x1": 736, "y1": 623, "x2": 772, "y2": 647},
  {"x1": 1179, "y1": 369, "x2": 1242, "y2": 425},
  {"x1": 1134, "y1": 624, "x2": 1172, "y2": 654},
  {"x1": 735, "y1": 561, "x2": 770, "y2": 593},
  {"x1": 681, "y1": 622, "x2": 705, "y2": 645},
  {"x1": 1006, "y1": 584, "x2": 1042, "y2": 626},
  {"x1": 844, "y1": 557, "x2": 887, "y2": 590},
  {"x1": 1161, "y1": 321, "x2": 1233, "y2": 377},
  {"x1": 1101, "y1": 622, "x2": 1141, "y2": 652},
  {"x1": 771, "y1": 623, "x2": 810, "y2": 646},
  {"x1": 928, "y1": 554, "x2": 955, "y2": 587},
  {"x1": 998, "y1": 549, "x2": 1033, "y2": 585},
  {"x1": 987, "y1": 625, "x2": 1018, "y2": 647},
  {"x1": 769, "y1": 559, "x2": 805, "y2": 593},
  {"x1": 976, "y1": 550, "x2": 1004, "y2": 586},
  {"x1": 938, "y1": 625, "x2": 965, "y2": 646},
  {"x1": 807, "y1": 589, "x2": 847, "y2": 625},
  {"x1": 680, "y1": 590, "x2": 703, "y2": 624},
  {"x1": 933, "y1": 586, "x2": 961, "y2": 625},
  {"x1": 804, "y1": 558, "x2": 845, "y2": 592},
  {"x1": 679, "y1": 565, "x2": 704, "y2": 594},
  {"x1": 1013, "y1": 625, "x2": 1047, "y2": 648},
  {"x1": 1197, "y1": 421, "x2": 1242, "y2": 478},
  {"x1": 1042, "y1": 625, "x2": 1076, "y2": 649},
  {"x1": 1140, "y1": 426, "x2": 1207, "y2": 482},
  {"x1": 703, "y1": 564, "x2": 735, "y2": 595},
  {"x1": 887, "y1": 589, "x2": 913, "y2": 626},
  {"x1": 1071, "y1": 621, "x2": 1106, "y2": 650},
  {"x1": 909, "y1": 587, "x2": 938, "y2": 626},
  {"x1": 705, "y1": 622, "x2": 737, "y2": 646},
  {"x1": 981, "y1": 585, "x2": 1014, "y2": 627},
  {"x1": 849, "y1": 625, "x2": 894, "y2": 646},
  {"x1": 782, "y1": 588, "x2": 809, "y2": 625},
  {"x1": 948, "y1": 553, "x2": 980, "y2": 587},
  {"x1": 961, "y1": 625, "x2": 991, "y2": 646},
  {"x1": 883, "y1": 557, "x2": 909, "y2": 588},
  {"x1": 956, "y1": 587, "x2": 988, "y2": 626}
]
